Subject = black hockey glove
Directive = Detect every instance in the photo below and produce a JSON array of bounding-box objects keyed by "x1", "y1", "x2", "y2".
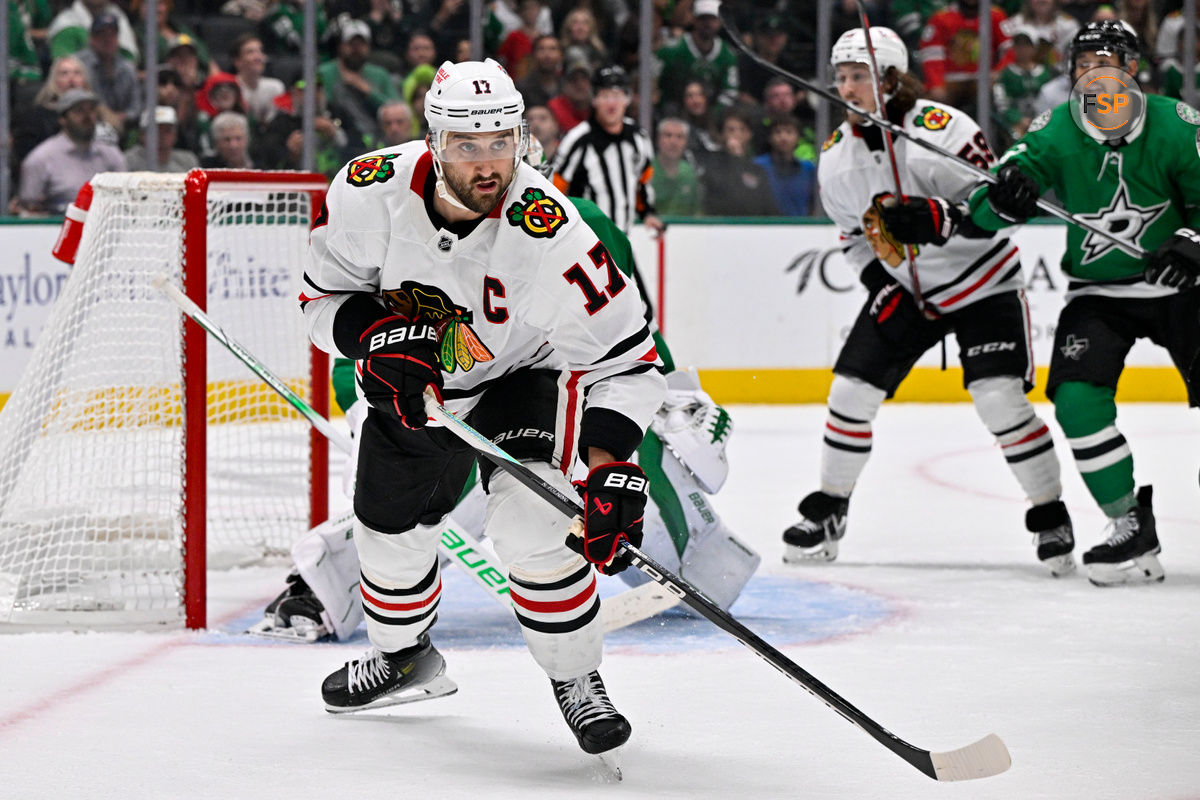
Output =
[
  {"x1": 861, "y1": 260, "x2": 928, "y2": 342},
  {"x1": 568, "y1": 462, "x2": 647, "y2": 575},
  {"x1": 358, "y1": 314, "x2": 444, "y2": 429},
  {"x1": 875, "y1": 193, "x2": 963, "y2": 246},
  {"x1": 1145, "y1": 228, "x2": 1200, "y2": 290},
  {"x1": 985, "y1": 164, "x2": 1040, "y2": 224}
]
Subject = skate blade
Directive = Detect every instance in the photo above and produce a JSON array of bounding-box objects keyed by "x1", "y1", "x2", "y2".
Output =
[
  {"x1": 595, "y1": 748, "x2": 623, "y2": 782},
  {"x1": 1041, "y1": 553, "x2": 1077, "y2": 578},
  {"x1": 1086, "y1": 551, "x2": 1164, "y2": 586},
  {"x1": 782, "y1": 540, "x2": 838, "y2": 564},
  {"x1": 246, "y1": 617, "x2": 327, "y2": 643},
  {"x1": 324, "y1": 675, "x2": 459, "y2": 714}
]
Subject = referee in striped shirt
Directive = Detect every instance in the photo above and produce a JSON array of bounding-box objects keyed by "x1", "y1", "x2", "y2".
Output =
[{"x1": 550, "y1": 65, "x2": 665, "y2": 237}]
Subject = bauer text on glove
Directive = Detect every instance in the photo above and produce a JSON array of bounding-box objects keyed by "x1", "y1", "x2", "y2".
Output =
[
  {"x1": 358, "y1": 315, "x2": 444, "y2": 429},
  {"x1": 567, "y1": 462, "x2": 647, "y2": 575}
]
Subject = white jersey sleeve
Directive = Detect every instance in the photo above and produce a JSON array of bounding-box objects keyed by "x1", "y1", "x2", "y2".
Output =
[
  {"x1": 518, "y1": 192, "x2": 667, "y2": 454},
  {"x1": 301, "y1": 142, "x2": 426, "y2": 357},
  {"x1": 817, "y1": 124, "x2": 880, "y2": 274}
]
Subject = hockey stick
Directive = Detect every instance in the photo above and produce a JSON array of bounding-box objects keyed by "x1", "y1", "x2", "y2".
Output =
[
  {"x1": 152, "y1": 274, "x2": 675, "y2": 632},
  {"x1": 720, "y1": 10, "x2": 1147, "y2": 258},
  {"x1": 853, "y1": 0, "x2": 927, "y2": 313},
  {"x1": 424, "y1": 390, "x2": 1012, "y2": 782}
]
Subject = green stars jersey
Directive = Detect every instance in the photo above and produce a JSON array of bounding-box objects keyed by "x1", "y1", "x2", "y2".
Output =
[{"x1": 968, "y1": 94, "x2": 1200, "y2": 298}]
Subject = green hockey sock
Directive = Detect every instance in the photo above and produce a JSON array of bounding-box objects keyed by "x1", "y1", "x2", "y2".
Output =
[{"x1": 1052, "y1": 381, "x2": 1136, "y2": 517}]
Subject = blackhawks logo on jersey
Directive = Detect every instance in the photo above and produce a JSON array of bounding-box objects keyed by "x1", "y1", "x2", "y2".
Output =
[
  {"x1": 346, "y1": 154, "x2": 399, "y2": 187},
  {"x1": 506, "y1": 188, "x2": 568, "y2": 238},
  {"x1": 913, "y1": 106, "x2": 952, "y2": 131},
  {"x1": 381, "y1": 281, "x2": 494, "y2": 373},
  {"x1": 822, "y1": 129, "x2": 843, "y2": 152}
]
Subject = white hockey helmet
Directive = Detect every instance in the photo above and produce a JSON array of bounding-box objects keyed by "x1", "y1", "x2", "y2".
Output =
[
  {"x1": 425, "y1": 58, "x2": 527, "y2": 164},
  {"x1": 830, "y1": 27, "x2": 908, "y2": 76}
]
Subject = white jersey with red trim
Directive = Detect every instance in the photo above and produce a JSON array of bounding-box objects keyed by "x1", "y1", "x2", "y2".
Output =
[
  {"x1": 303, "y1": 141, "x2": 665, "y2": 445},
  {"x1": 818, "y1": 101, "x2": 1023, "y2": 313}
]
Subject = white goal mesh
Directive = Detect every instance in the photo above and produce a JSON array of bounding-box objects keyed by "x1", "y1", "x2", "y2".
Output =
[{"x1": 0, "y1": 171, "x2": 329, "y2": 629}]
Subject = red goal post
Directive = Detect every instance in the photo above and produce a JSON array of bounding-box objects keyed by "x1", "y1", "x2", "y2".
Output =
[{"x1": 0, "y1": 169, "x2": 330, "y2": 631}]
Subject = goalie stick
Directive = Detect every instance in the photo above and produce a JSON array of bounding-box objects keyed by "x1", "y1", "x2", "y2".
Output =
[
  {"x1": 152, "y1": 274, "x2": 678, "y2": 633},
  {"x1": 423, "y1": 390, "x2": 1012, "y2": 782},
  {"x1": 719, "y1": 9, "x2": 1147, "y2": 258}
]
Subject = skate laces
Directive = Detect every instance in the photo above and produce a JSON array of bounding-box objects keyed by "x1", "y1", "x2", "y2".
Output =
[
  {"x1": 1102, "y1": 510, "x2": 1140, "y2": 547},
  {"x1": 347, "y1": 649, "x2": 391, "y2": 693},
  {"x1": 556, "y1": 673, "x2": 618, "y2": 729}
]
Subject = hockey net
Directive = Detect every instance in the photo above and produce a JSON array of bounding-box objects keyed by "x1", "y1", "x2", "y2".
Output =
[{"x1": 0, "y1": 170, "x2": 329, "y2": 630}]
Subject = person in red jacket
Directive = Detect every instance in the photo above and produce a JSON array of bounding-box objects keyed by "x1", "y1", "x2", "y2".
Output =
[{"x1": 918, "y1": 0, "x2": 1014, "y2": 108}]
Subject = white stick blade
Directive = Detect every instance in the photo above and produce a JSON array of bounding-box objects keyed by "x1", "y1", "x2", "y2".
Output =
[
  {"x1": 930, "y1": 733, "x2": 1011, "y2": 781},
  {"x1": 601, "y1": 580, "x2": 681, "y2": 632}
]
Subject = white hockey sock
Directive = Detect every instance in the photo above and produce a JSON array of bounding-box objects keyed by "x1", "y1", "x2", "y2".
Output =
[
  {"x1": 355, "y1": 519, "x2": 445, "y2": 653},
  {"x1": 995, "y1": 414, "x2": 1062, "y2": 505},
  {"x1": 819, "y1": 376, "x2": 886, "y2": 497},
  {"x1": 509, "y1": 558, "x2": 603, "y2": 680},
  {"x1": 968, "y1": 377, "x2": 1062, "y2": 505}
]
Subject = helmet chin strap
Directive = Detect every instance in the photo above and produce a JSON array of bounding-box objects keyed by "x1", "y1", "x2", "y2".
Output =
[{"x1": 430, "y1": 156, "x2": 475, "y2": 213}]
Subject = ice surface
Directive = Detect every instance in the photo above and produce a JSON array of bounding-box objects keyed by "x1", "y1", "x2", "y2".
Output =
[{"x1": 1, "y1": 404, "x2": 1196, "y2": 799}]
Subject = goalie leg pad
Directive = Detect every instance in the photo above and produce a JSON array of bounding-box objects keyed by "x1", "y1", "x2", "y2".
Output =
[
  {"x1": 486, "y1": 462, "x2": 602, "y2": 680},
  {"x1": 291, "y1": 512, "x2": 364, "y2": 641},
  {"x1": 968, "y1": 377, "x2": 1062, "y2": 505},
  {"x1": 680, "y1": 525, "x2": 761, "y2": 612},
  {"x1": 355, "y1": 518, "x2": 445, "y2": 654},
  {"x1": 820, "y1": 375, "x2": 886, "y2": 497}
]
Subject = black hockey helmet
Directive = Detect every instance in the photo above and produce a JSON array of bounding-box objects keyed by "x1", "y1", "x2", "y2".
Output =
[
  {"x1": 1069, "y1": 20, "x2": 1139, "y2": 75},
  {"x1": 593, "y1": 64, "x2": 630, "y2": 92}
]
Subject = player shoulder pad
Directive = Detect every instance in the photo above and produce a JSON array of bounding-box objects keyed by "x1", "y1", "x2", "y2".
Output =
[
  {"x1": 341, "y1": 141, "x2": 427, "y2": 190},
  {"x1": 909, "y1": 102, "x2": 956, "y2": 133},
  {"x1": 1027, "y1": 109, "x2": 1053, "y2": 133},
  {"x1": 1176, "y1": 100, "x2": 1200, "y2": 126},
  {"x1": 503, "y1": 165, "x2": 574, "y2": 241}
]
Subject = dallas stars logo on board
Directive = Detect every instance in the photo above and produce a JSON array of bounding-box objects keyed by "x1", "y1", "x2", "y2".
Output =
[
  {"x1": 382, "y1": 281, "x2": 494, "y2": 373},
  {"x1": 506, "y1": 188, "x2": 568, "y2": 238},
  {"x1": 346, "y1": 154, "x2": 399, "y2": 187},
  {"x1": 1077, "y1": 181, "x2": 1168, "y2": 264}
]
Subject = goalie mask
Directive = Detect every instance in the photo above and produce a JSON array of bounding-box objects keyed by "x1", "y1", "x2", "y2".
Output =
[{"x1": 425, "y1": 58, "x2": 528, "y2": 211}]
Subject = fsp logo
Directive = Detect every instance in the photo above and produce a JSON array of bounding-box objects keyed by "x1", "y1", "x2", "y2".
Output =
[{"x1": 1071, "y1": 67, "x2": 1145, "y2": 142}]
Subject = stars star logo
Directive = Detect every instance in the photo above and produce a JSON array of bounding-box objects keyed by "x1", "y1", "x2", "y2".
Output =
[{"x1": 1077, "y1": 182, "x2": 1168, "y2": 264}]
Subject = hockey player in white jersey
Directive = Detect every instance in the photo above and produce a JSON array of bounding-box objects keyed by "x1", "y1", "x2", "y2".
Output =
[
  {"x1": 264, "y1": 140, "x2": 758, "y2": 645},
  {"x1": 782, "y1": 28, "x2": 1074, "y2": 574},
  {"x1": 301, "y1": 58, "x2": 666, "y2": 757}
]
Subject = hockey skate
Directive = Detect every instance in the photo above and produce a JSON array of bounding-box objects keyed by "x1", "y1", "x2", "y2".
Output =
[
  {"x1": 248, "y1": 572, "x2": 331, "y2": 642},
  {"x1": 322, "y1": 634, "x2": 458, "y2": 713},
  {"x1": 782, "y1": 491, "x2": 849, "y2": 563},
  {"x1": 1082, "y1": 486, "x2": 1164, "y2": 587},
  {"x1": 551, "y1": 671, "x2": 631, "y2": 755},
  {"x1": 1025, "y1": 500, "x2": 1076, "y2": 577}
]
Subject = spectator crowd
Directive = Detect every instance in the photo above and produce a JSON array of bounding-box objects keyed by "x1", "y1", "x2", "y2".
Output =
[{"x1": 5, "y1": 0, "x2": 1198, "y2": 217}]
